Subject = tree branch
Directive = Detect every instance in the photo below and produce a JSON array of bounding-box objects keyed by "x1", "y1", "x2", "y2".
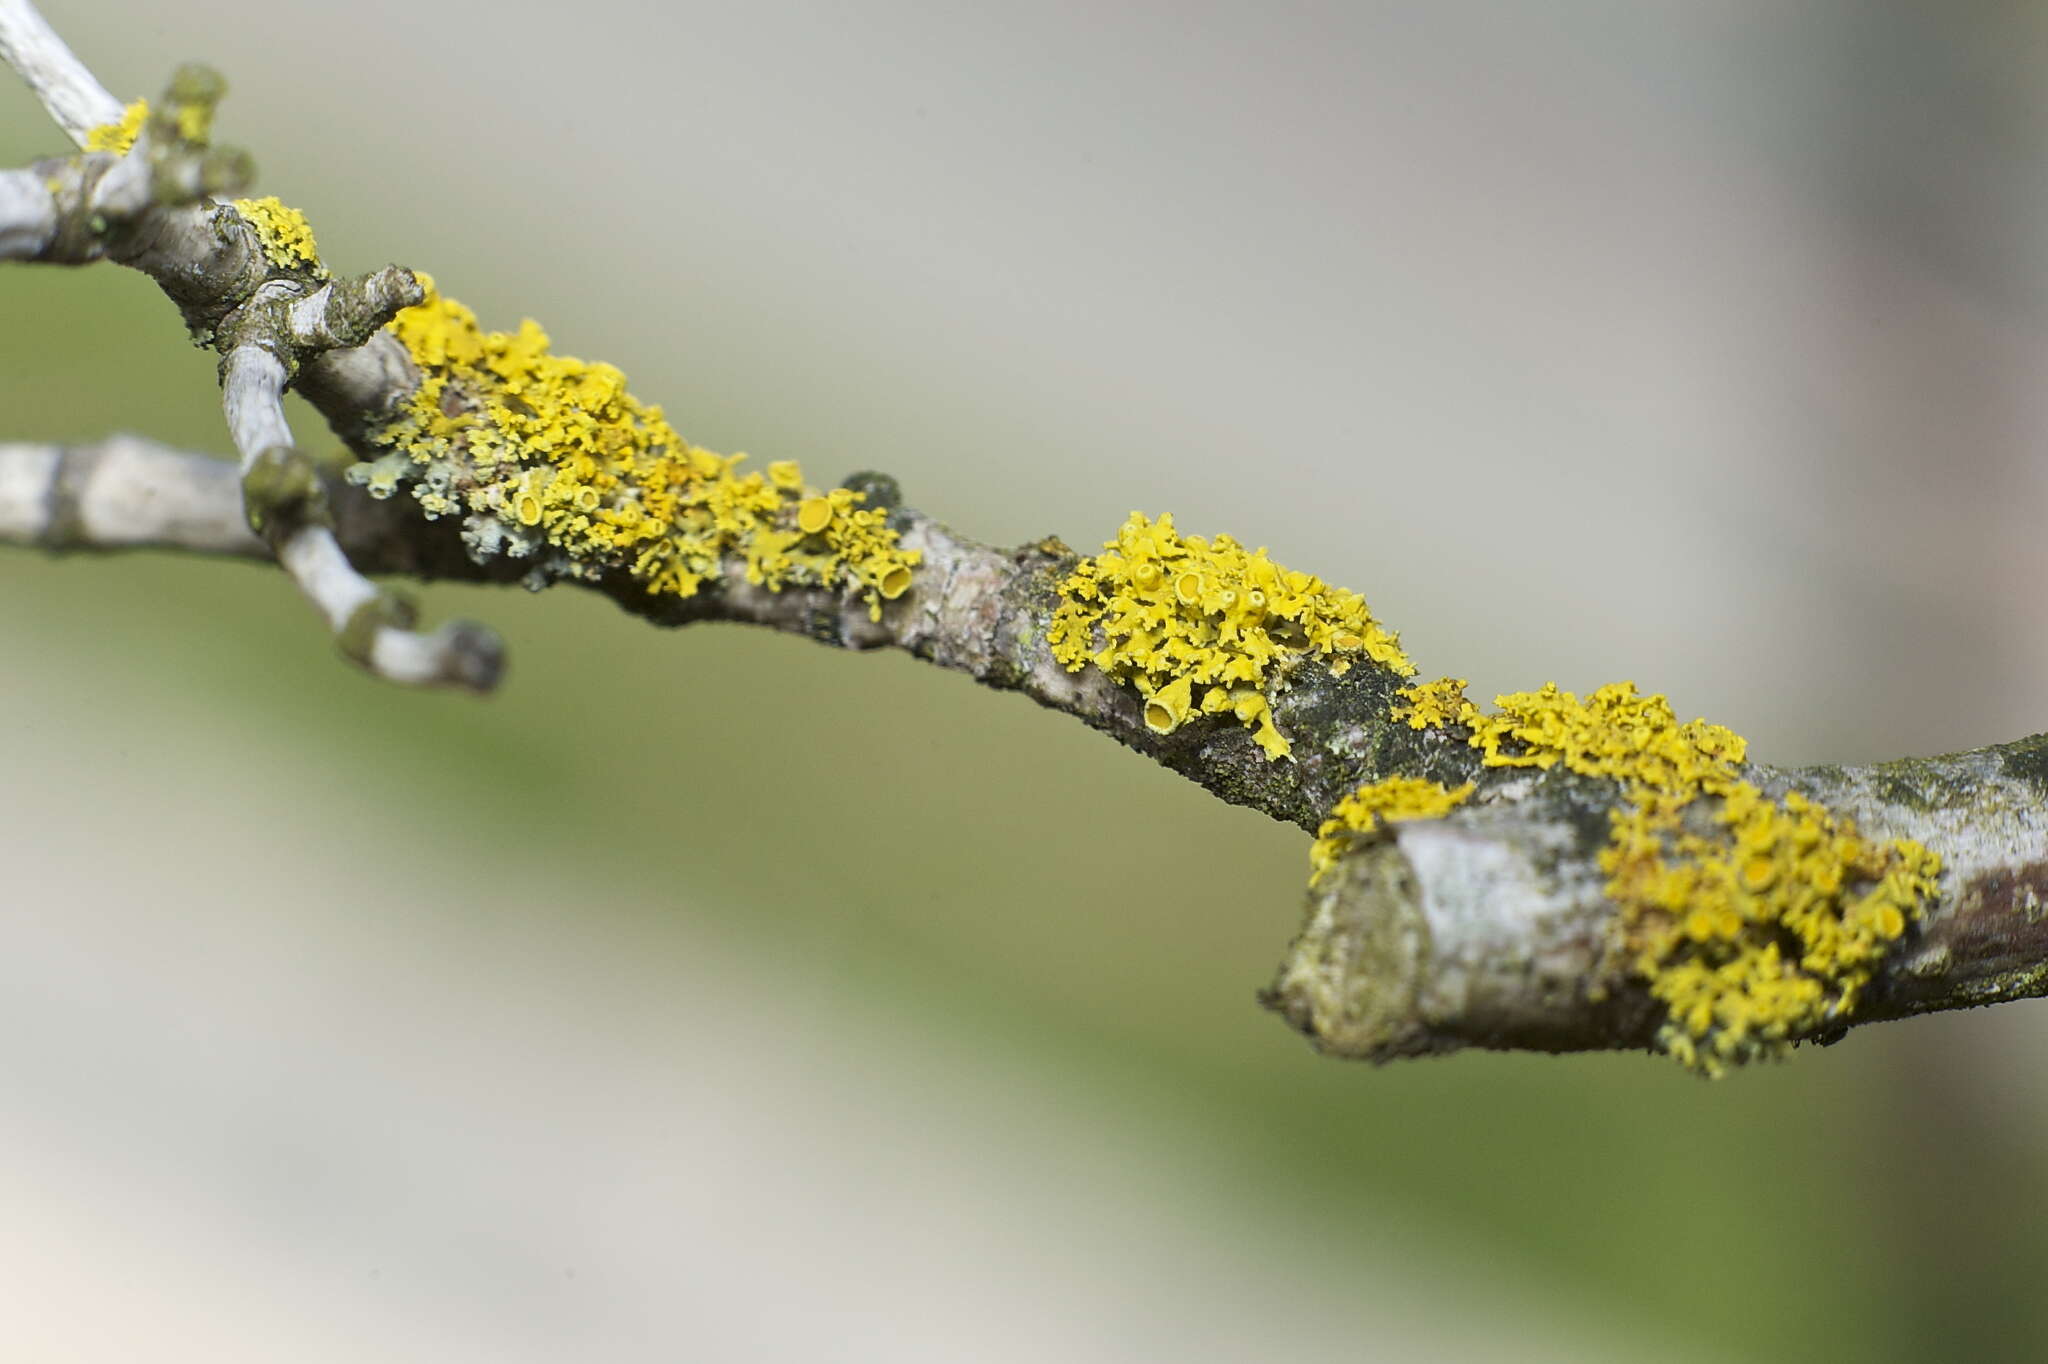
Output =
[
  {"x1": 219, "y1": 341, "x2": 501, "y2": 690},
  {"x1": 6, "y1": 0, "x2": 2046, "y2": 1077},
  {"x1": 0, "y1": 435, "x2": 260, "y2": 555},
  {"x1": 1265, "y1": 746, "x2": 2048, "y2": 1063},
  {"x1": 0, "y1": 0, "x2": 120, "y2": 147}
]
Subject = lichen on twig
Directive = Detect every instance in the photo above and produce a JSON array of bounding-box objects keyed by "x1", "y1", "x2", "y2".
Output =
[{"x1": 5, "y1": 0, "x2": 2047, "y2": 1078}]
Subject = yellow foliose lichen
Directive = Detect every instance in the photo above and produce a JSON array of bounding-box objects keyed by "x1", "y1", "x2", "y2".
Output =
[
  {"x1": 232, "y1": 196, "x2": 323, "y2": 273},
  {"x1": 1048, "y1": 511, "x2": 1412, "y2": 760},
  {"x1": 1465, "y1": 681, "x2": 1748, "y2": 804},
  {"x1": 1605, "y1": 780, "x2": 1941, "y2": 1076},
  {"x1": 352, "y1": 274, "x2": 919, "y2": 617},
  {"x1": 1309, "y1": 776, "x2": 1475, "y2": 884},
  {"x1": 1399, "y1": 678, "x2": 1941, "y2": 1074},
  {"x1": 85, "y1": 98, "x2": 148, "y2": 155},
  {"x1": 1392, "y1": 676, "x2": 1476, "y2": 730}
]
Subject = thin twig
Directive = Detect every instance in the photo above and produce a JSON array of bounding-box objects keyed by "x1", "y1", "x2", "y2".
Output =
[
  {"x1": 220, "y1": 344, "x2": 501, "y2": 690},
  {"x1": 0, "y1": 0, "x2": 120, "y2": 146},
  {"x1": 0, "y1": 436, "x2": 261, "y2": 555}
]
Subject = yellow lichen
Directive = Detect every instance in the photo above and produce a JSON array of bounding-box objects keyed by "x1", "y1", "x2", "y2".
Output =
[
  {"x1": 1398, "y1": 679, "x2": 1941, "y2": 1074},
  {"x1": 1393, "y1": 676, "x2": 1475, "y2": 730},
  {"x1": 176, "y1": 99, "x2": 213, "y2": 144},
  {"x1": 796, "y1": 496, "x2": 834, "y2": 535},
  {"x1": 1309, "y1": 777, "x2": 1475, "y2": 884},
  {"x1": 1143, "y1": 675, "x2": 1195, "y2": 734},
  {"x1": 360, "y1": 275, "x2": 919, "y2": 617},
  {"x1": 1605, "y1": 780, "x2": 1941, "y2": 1076},
  {"x1": 1464, "y1": 681, "x2": 1748, "y2": 803},
  {"x1": 232, "y1": 196, "x2": 323, "y2": 272},
  {"x1": 1049, "y1": 511, "x2": 1412, "y2": 760},
  {"x1": 84, "y1": 99, "x2": 148, "y2": 155}
]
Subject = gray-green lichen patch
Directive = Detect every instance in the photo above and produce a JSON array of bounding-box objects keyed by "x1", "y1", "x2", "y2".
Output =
[
  {"x1": 240, "y1": 444, "x2": 328, "y2": 538},
  {"x1": 1999, "y1": 733, "x2": 2048, "y2": 798},
  {"x1": 337, "y1": 588, "x2": 418, "y2": 665}
]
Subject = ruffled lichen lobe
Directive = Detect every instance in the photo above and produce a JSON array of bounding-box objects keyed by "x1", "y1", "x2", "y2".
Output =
[
  {"x1": 1309, "y1": 776, "x2": 1475, "y2": 884},
  {"x1": 231, "y1": 195, "x2": 323, "y2": 273},
  {"x1": 1048, "y1": 511, "x2": 1412, "y2": 760},
  {"x1": 1392, "y1": 677, "x2": 1942, "y2": 1074},
  {"x1": 1390, "y1": 675, "x2": 1471, "y2": 730},
  {"x1": 1460, "y1": 679, "x2": 1749, "y2": 794},
  {"x1": 347, "y1": 275, "x2": 919, "y2": 614}
]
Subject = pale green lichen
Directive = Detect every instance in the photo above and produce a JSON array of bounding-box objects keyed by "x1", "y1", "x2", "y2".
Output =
[
  {"x1": 349, "y1": 275, "x2": 919, "y2": 615},
  {"x1": 232, "y1": 195, "x2": 323, "y2": 273},
  {"x1": 84, "y1": 98, "x2": 147, "y2": 155},
  {"x1": 1309, "y1": 776, "x2": 1475, "y2": 884},
  {"x1": 1049, "y1": 511, "x2": 1412, "y2": 760},
  {"x1": 1392, "y1": 677, "x2": 1942, "y2": 1075}
]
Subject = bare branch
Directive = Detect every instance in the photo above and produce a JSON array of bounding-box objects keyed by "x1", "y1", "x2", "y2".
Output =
[
  {"x1": 0, "y1": 0, "x2": 121, "y2": 146},
  {"x1": 0, "y1": 166, "x2": 56, "y2": 260},
  {"x1": 286, "y1": 267, "x2": 421, "y2": 351},
  {"x1": 0, "y1": 436, "x2": 261, "y2": 555}
]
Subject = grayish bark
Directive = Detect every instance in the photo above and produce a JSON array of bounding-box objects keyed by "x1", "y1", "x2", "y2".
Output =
[{"x1": 6, "y1": 0, "x2": 2047, "y2": 1073}]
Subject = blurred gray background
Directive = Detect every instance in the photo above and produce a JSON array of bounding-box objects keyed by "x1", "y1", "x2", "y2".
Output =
[{"x1": 6, "y1": 1, "x2": 2048, "y2": 1359}]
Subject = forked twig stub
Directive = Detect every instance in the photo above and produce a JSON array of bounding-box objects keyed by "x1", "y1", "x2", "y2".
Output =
[{"x1": 1, "y1": 3, "x2": 502, "y2": 690}]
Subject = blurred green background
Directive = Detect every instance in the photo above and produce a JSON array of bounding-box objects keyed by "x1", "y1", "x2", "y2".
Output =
[{"x1": 7, "y1": 2, "x2": 2048, "y2": 1359}]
